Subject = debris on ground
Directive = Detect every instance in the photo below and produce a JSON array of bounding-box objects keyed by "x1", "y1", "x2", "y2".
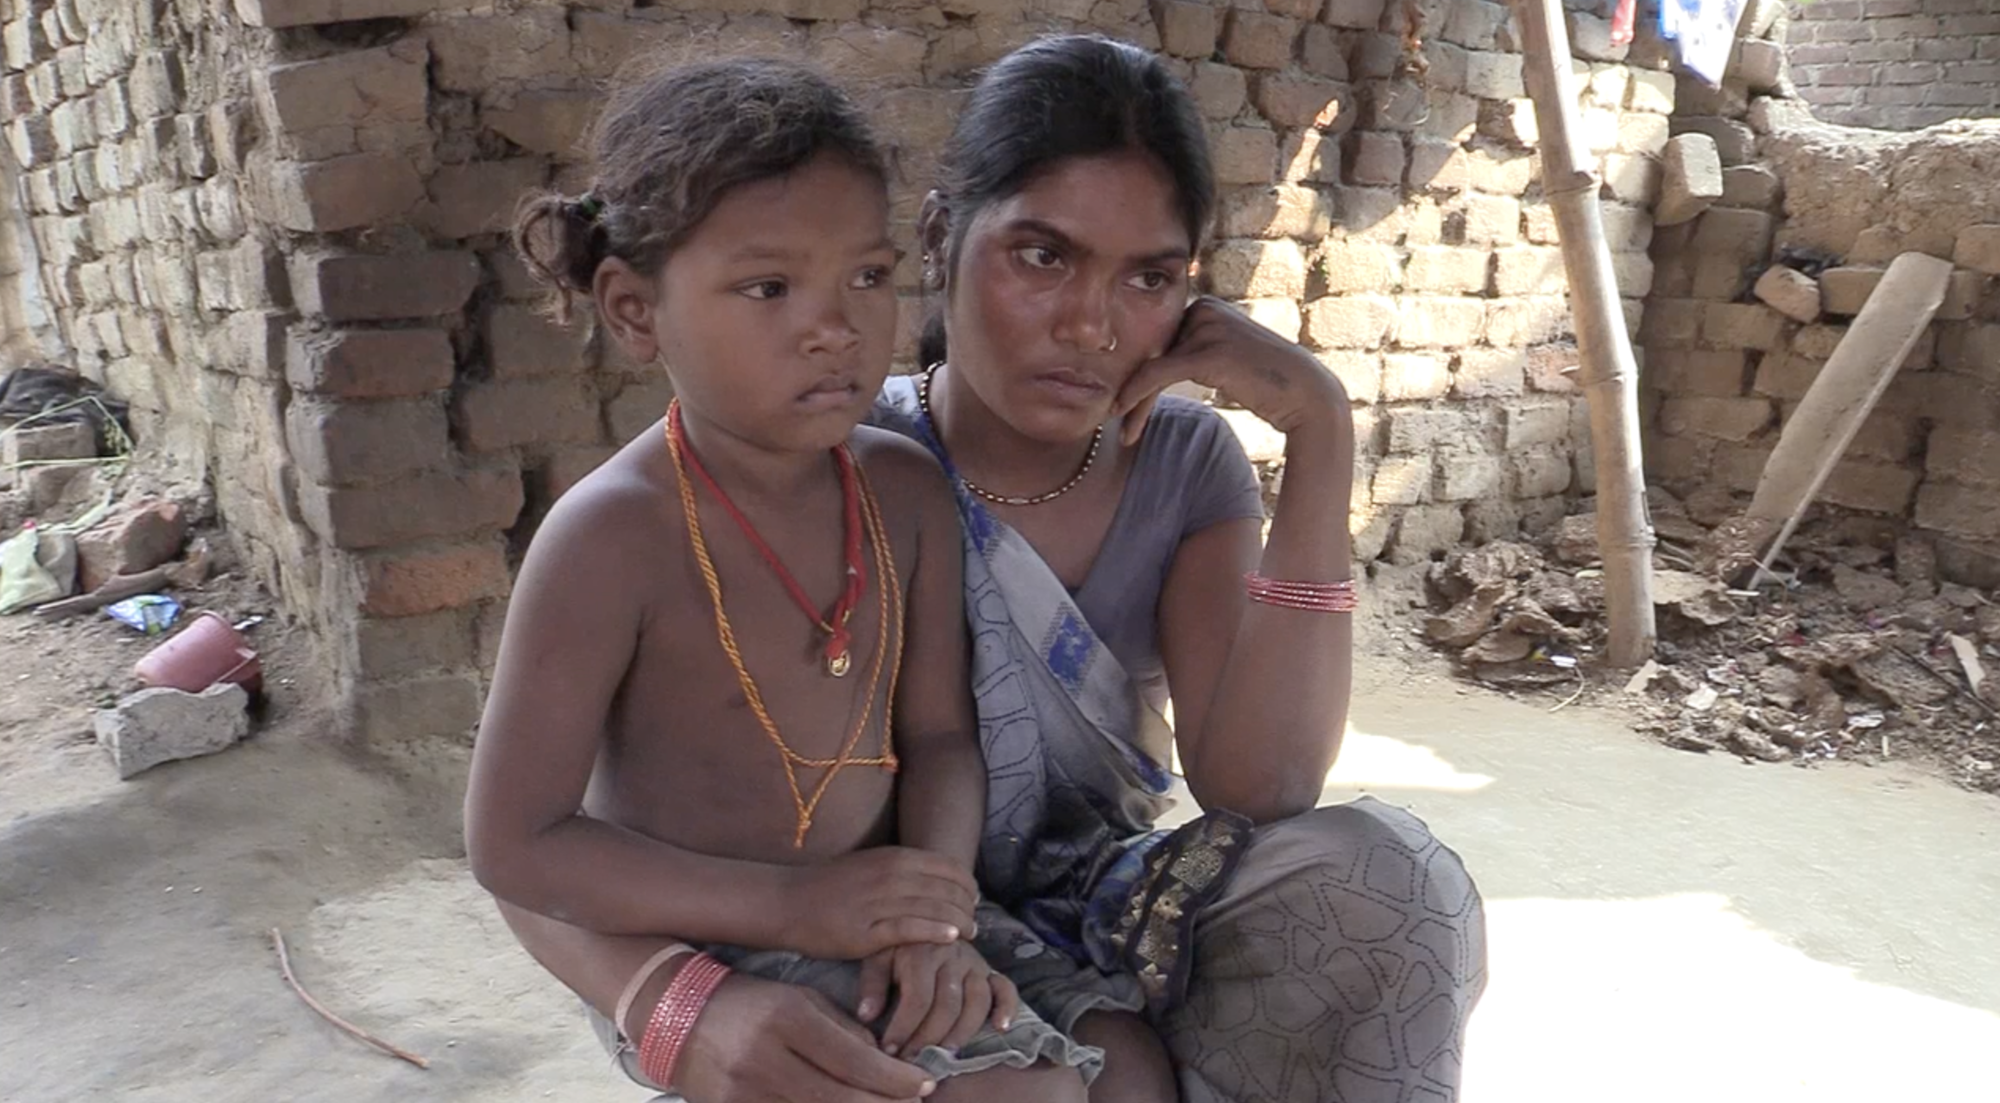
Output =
[
  {"x1": 1419, "y1": 487, "x2": 2000, "y2": 793},
  {"x1": 94, "y1": 682, "x2": 251, "y2": 779}
]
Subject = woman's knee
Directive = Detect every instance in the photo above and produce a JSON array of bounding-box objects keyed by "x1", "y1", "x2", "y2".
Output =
[{"x1": 932, "y1": 1062, "x2": 1090, "y2": 1103}]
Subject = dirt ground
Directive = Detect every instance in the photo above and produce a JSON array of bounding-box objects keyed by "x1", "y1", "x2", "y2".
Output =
[{"x1": 3, "y1": 577, "x2": 1997, "y2": 1102}]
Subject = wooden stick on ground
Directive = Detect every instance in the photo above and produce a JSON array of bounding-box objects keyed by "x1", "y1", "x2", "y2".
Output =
[
  {"x1": 270, "y1": 927, "x2": 431, "y2": 1070},
  {"x1": 32, "y1": 567, "x2": 170, "y2": 618}
]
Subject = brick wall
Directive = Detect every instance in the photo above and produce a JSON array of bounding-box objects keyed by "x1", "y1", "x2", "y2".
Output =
[
  {"x1": 1788, "y1": 0, "x2": 2000, "y2": 130},
  {"x1": 1640, "y1": 4, "x2": 2000, "y2": 585},
  {"x1": 2, "y1": 0, "x2": 1682, "y2": 742}
]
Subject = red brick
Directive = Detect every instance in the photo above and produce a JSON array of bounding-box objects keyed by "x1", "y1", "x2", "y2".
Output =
[
  {"x1": 287, "y1": 397, "x2": 450, "y2": 485},
  {"x1": 487, "y1": 304, "x2": 588, "y2": 379},
  {"x1": 260, "y1": 153, "x2": 425, "y2": 233},
  {"x1": 294, "y1": 251, "x2": 480, "y2": 321},
  {"x1": 287, "y1": 327, "x2": 457, "y2": 398},
  {"x1": 302, "y1": 465, "x2": 524, "y2": 549},
  {"x1": 456, "y1": 377, "x2": 602, "y2": 452},
  {"x1": 356, "y1": 540, "x2": 513, "y2": 618}
]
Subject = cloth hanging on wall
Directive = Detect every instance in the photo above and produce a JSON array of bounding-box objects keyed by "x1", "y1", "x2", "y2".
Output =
[
  {"x1": 1611, "y1": 0, "x2": 1637, "y2": 46},
  {"x1": 1659, "y1": 0, "x2": 1746, "y2": 85}
]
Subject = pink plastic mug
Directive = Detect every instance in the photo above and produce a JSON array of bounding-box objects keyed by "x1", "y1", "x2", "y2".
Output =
[{"x1": 133, "y1": 612, "x2": 263, "y2": 695}]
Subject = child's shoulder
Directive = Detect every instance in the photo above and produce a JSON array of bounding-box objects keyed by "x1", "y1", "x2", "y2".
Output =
[
  {"x1": 526, "y1": 438, "x2": 676, "y2": 565},
  {"x1": 848, "y1": 423, "x2": 946, "y2": 484}
]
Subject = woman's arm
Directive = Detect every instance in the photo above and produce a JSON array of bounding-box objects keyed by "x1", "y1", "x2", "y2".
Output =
[{"x1": 1118, "y1": 298, "x2": 1356, "y2": 823}]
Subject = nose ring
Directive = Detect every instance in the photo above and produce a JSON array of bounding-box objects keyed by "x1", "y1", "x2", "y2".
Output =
[{"x1": 1101, "y1": 334, "x2": 1118, "y2": 353}]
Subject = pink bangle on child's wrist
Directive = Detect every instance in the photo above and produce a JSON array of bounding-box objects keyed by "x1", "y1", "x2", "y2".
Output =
[
  {"x1": 1244, "y1": 571, "x2": 1358, "y2": 613},
  {"x1": 637, "y1": 951, "x2": 731, "y2": 1089}
]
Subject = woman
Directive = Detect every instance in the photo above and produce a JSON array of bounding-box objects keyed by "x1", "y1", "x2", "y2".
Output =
[{"x1": 500, "y1": 35, "x2": 1484, "y2": 1103}]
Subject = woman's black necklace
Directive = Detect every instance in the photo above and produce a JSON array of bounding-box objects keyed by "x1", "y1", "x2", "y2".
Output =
[{"x1": 918, "y1": 365, "x2": 1102, "y2": 508}]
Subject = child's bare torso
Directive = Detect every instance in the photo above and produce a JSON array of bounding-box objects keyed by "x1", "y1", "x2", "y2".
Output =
[{"x1": 572, "y1": 423, "x2": 928, "y2": 867}]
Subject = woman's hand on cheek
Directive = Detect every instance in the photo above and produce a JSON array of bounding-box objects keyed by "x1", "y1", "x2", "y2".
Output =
[{"x1": 1113, "y1": 296, "x2": 1350, "y2": 445}]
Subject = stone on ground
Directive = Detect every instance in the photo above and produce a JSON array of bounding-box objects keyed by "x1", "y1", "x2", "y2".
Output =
[
  {"x1": 95, "y1": 684, "x2": 251, "y2": 780},
  {"x1": 76, "y1": 498, "x2": 188, "y2": 592}
]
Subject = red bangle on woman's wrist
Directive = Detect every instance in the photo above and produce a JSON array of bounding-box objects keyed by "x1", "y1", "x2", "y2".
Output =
[
  {"x1": 1244, "y1": 571, "x2": 1358, "y2": 613},
  {"x1": 637, "y1": 951, "x2": 731, "y2": 1089}
]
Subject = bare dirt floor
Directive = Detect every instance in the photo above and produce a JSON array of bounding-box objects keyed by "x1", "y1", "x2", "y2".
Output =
[{"x1": 3, "y1": 592, "x2": 1998, "y2": 1102}]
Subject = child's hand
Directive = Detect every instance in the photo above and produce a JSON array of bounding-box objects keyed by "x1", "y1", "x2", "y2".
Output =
[
  {"x1": 855, "y1": 941, "x2": 1019, "y2": 1058},
  {"x1": 781, "y1": 847, "x2": 980, "y2": 960}
]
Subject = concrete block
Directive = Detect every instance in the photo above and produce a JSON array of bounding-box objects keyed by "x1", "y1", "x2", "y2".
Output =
[
  {"x1": 422, "y1": 158, "x2": 546, "y2": 240},
  {"x1": 1404, "y1": 246, "x2": 1489, "y2": 293},
  {"x1": 1467, "y1": 147, "x2": 1533, "y2": 195},
  {"x1": 606, "y1": 377, "x2": 676, "y2": 442},
  {"x1": 1304, "y1": 294, "x2": 1396, "y2": 349},
  {"x1": 1486, "y1": 296, "x2": 1570, "y2": 346},
  {"x1": 1345, "y1": 130, "x2": 1404, "y2": 187},
  {"x1": 1455, "y1": 347, "x2": 1528, "y2": 398},
  {"x1": 1820, "y1": 460, "x2": 1919, "y2": 515},
  {"x1": 1388, "y1": 407, "x2": 1476, "y2": 452},
  {"x1": 1435, "y1": 448, "x2": 1502, "y2": 500},
  {"x1": 1601, "y1": 153, "x2": 1661, "y2": 206},
  {"x1": 96, "y1": 684, "x2": 250, "y2": 780},
  {"x1": 1754, "y1": 266, "x2": 1822, "y2": 324},
  {"x1": 1651, "y1": 349, "x2": 1751, "y2": 396},
  {"x1": 1444, "y1": 0, "x2": 1511, "y2": 50},
  {"x1": 1395, "y1": 296, "x2": 1486, "y2": 347},
  {"x1": 1656, "y1": 133, "x2": 1723, "y2": 226}
]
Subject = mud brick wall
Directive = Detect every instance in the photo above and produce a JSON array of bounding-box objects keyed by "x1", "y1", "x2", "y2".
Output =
[
  {"x1": 3, "y1": 0, "x2": 1678, "y2": 743},
  {"x1": 1641, "y1": 5, "x2": 2000, "y2": 585},
  {"x1": 1786, "y1": 0, "x2": 2000, "y2": 131}
]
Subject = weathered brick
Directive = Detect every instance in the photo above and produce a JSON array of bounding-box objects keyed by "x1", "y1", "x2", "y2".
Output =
[
  {"x1": 1240, "y1": 298, "x2": 1303, "y2": 342},
  {"x1": 255, "y1": 47, "x2": 427, "y2": 161},
  {"x1": 1938, "y1": 324, "x2": 2000, "y2": 373},
  {"x1": 1395, "y1": 296, "x2": 1485, "y2": 347},
  {"x1": 423, "y1": 158, "x2": 546, "y2": 240},
  {"x1": 1659, "y1": 395, "x2": 1773, "y2": 441},
  {"x1": 1751, "y1": 351, "x2": 1822, "y2": 400},
  {"x1": 1526, "y1": 342, "x2": 1580, "y2": 393},
  {"x1": 1406, "y1": 139, "x2": 1467, "y2": 192},
  {"x1": 1404, "y1": 246, "x2": 1489, "y2": 294},
  {"x1": 539, "y1": 445, "x2": 618, "y2": 502},
  {"x1": 1222, "y1": 10, "x2": 1297, "y2": 70},
  {"x1": 1352, "y1": 31, "x2": 1401, "y2": 81},
  {"x1": 1925, "y1": 425, "x2": 2000, "y2": 487},
  {"x1": 1657, "y1": 133, "x2": 1723, "y2": 226},
  {"x1": 1254, "y1": 74, "x2": 1346, "y2": 130},
  {"x1": 1463, "y1": 50, "x2": 1524, "y2": 99},
  {"x1": 1380, "y1": 352, "x2": 1448, "y2": 402},
  {"x1": 1672, "y1": 116, "x2": 1756, "y2": 167},
  {"x1": 1152, "y1": 0, "x2": 1218, "y2": 59},
  {"x1": 1691, "y1": 206, "x2": 1775, "y2": 266},
  {"x1": 1300, "y1": 24, "x2": 1348, "y2": 81},
  {"x1": 1702, "y1": 303, "x2": 1787, "y2": 351},
  {"x1": 304, "y1": 466, "x2": 524, "y2": 550},
  {"x1": 235, "y1": 0, "x2": 453, "y2": 27},
  {"x1": 1304, "y1": 294, "x2": 1396, "y2": 349},
  {"x1": 1213, "y1": 126, "x2": 1279, "y2": 186},
  {"x1": 1601, "y1": 153, "x2": 1661, "y2": 206},
  {"x1": 1616, "y1": 111, "x2": 1671, "y2": 155},
  {"x1": 1486, "y1": 296, "x2": 1570, "y2": 346},
  {"x1": 1460, "y1": 192, "x2": 1521, "y2": 245},
  {"x1": 456, "y1": 377, "x2": 602, "y2": 452},
  {"x1": 606, "y1": 376, "x2": 675, "y2": 442},
  {"x1": 1388, "y1": 406, "x2": 1475, "y2": 452},
  {"x1": 1387, "y1": 503, "x2": 1467, "y2": 564},
  {"x1": 293, "y1": 251, "x2": 480, "y2": 321},
  {"x1": 1455, "y1": 347, "x2": 1526, "y2": 398},
  {"x1": 259, "y1": 153, "x2": 425, "y2": 233},
  {"x1": 1955, "y1": 224, "x2": 2000, "y2": 276},
  {"x1": 287, "y1": 396, "x2": 450, "y2": 486},
  {"x1": 1721, "y1": 165, "x2": 1780, "y2": 209},
  {"x1": 1344, "y1": 131, "x2": 1403, "y2": 187},
  {"x1": 288, "y1": 326, "x2": 455, "y2": 400},
  {"x1": 487, "y1": 304, "x2": 588, "y2": 379},
  {"x1": 1820, "y1": 266, "x2": 1884, "y2": 316},
  {"x1": 1434, "y1": 448, "x2": 1502, "y2": 500},
  {"x1": 1816, "y1": 460, "x2": 1919, "y2": 515},
  {"x1": 1917, "y1": 480, "x2": 2000, "y2": 541},
  {"x1": 1492, "y1": 246, "x2": 1562, "y2": 296},
  {"x1": 1626, "y1": 69, "x2": 1675, "y2": 113},
  {"x1": 484, "y1": 89, "x2": 597, "y2": 158},
  {"x1": 428, "y1": 9, "x2": 574, "y2": 94},
  {"x1": 356, "y1": 540, "x2": 513, "y2": 619},
  {"x1": 1421, "y1": 90, "x2": 1480, "y2": 143},
  {"x1": 1323, "y1": 0, "x2": 1387, "y2": 30},
  {"x1": 1321, "y1": 350, "x2": 1381, "y2": 405},
  {"x1": 1443, "y1": 0, "x2": 1510, "y2": 50},
  {"x1": 1219, "y1": 184, "x2": 1333, "y2": 240},
  {"x1": 1192, "y1": 62, "x2": 1249, "y2": 121},
  {"x1": 348, "y1": 608, "x2": 477, "y2": 683},
  {"x1": 1651, "y1": 349, "x2": 1751, "y2": 396},
  {"x1": 1508, "y1": 445, "x2": 1571, "y2": 497},
  {"x1": 1371, "y1": 452, "x2": 1432, "y2": 504},
  {"x1": 1206, "y1": 238, "x2": 1308, "y2": 300},
  {"x1": 1754, "y1": 266, "x2": 1821, "y2": 324}
]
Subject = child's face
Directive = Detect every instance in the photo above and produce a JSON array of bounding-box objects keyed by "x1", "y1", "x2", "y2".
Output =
[{"x1": 622, "y1": 152, "x2": 897, "y2": 453}]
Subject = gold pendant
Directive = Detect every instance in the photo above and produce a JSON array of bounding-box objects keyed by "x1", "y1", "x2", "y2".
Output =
[{"x1": 828, "y1": 652, "x2": 851, "y2": 677}]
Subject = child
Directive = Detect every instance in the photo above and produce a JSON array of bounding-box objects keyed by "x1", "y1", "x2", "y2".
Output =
[{"x1": 462, "y1": 58, "x2": 1097, "y2": 1101}]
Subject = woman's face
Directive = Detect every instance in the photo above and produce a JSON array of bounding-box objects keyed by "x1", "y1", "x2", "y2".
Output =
[{"x1": 943, "y1": 151, "x2": 1193, "y2": 444}]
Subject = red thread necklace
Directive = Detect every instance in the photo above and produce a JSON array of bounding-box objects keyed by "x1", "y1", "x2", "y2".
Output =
[{"x1": 667, "y1": 402, "x2": 865, "y2": 677}]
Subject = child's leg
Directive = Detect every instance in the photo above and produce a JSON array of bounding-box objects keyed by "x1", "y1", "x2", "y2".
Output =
[
  {"x1": 1073, "y1": 1010, "x2": 1178, "y2": 1103},
  {"x1": 932, "y1": 1062, "x2": 1091, "y2": 1103}
]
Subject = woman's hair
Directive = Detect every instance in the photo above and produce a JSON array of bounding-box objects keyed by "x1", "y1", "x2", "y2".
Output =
[
  {"x1": 515, "y1": 57, "x2": 889, "y2": 321},
  {"x1": 919, "y1": 35, "x2": 1216, "y2": 367}
]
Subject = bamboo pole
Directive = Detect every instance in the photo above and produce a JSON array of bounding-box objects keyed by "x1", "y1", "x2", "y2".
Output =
[{"x1": 1510, "y1": 0, "x2": 1656, "y2": 666}]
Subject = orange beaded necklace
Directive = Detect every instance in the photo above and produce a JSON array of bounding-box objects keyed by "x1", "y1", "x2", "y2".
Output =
[{"x1": 666, "y1": 401, "x2": 902, "y2": 847}]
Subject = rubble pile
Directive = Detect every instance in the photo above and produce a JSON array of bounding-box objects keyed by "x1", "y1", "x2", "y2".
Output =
[{"x1": 1421, "y1": 489, "x2": 2000, "y2": 792}]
